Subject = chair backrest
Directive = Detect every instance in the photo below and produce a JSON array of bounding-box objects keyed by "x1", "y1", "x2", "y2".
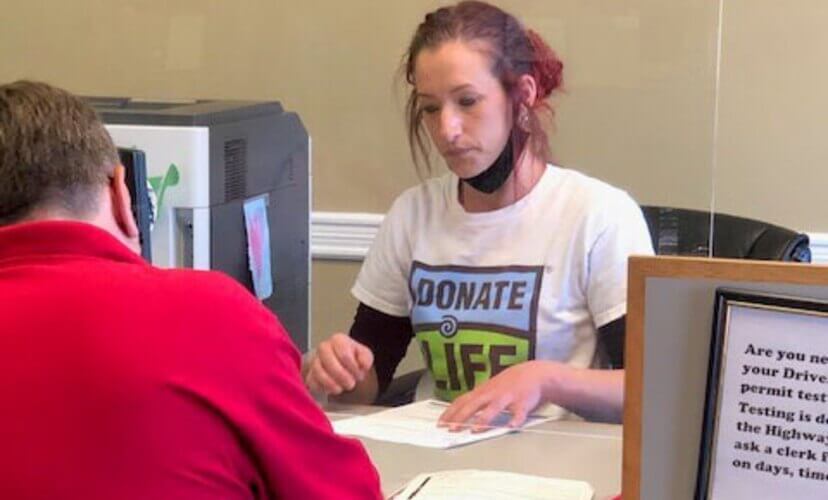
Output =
[{"x1": 640, "y1": 206, "x2": 811, "y2": 262}]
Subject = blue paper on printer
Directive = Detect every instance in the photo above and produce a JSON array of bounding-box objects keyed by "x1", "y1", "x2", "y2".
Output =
[{"x1": 243, "y1": 195, "x2": 273, "y2": 300}]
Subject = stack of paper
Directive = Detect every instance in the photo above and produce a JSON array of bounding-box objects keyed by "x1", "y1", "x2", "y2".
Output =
[
  {"x1": 331, "y1": 399, "x2": 551, "y2": 449},
  {"x1": 391, "y1": 469, "x2": 594, "y2": 500}
]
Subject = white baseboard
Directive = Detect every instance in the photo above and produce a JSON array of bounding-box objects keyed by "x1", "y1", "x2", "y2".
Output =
[
  {"x1": 310, "y1": 211, "x2": 383, "y2": 261},
  {"x1": 310, "y1": 211, "x2": 828, "y2": 264},
  {"x1": 809, "y1": 233, "x2": 828, "y2": 264}
]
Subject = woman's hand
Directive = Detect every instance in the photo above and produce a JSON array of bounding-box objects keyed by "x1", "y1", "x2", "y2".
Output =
[
  {"x1": 438, "y1": 360, "x2": 563, "y2": 432},
  {"x1": 305, "y1": 333, "x2": 374, "y2": 395}
]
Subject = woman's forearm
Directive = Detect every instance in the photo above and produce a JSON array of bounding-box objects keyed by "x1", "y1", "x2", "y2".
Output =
[{"x1": 540, "y1": 364, "x2": 625, "y2": 423}]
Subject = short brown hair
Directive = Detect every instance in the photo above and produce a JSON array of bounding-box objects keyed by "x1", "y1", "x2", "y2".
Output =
[{"x1": 0, "y1": 80, "x2": 118, "y2": 225}]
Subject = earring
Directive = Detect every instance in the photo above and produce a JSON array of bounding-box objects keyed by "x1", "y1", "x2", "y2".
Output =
[{"x1": 519, "y1": 108, "x2": 530, "y2": 131}]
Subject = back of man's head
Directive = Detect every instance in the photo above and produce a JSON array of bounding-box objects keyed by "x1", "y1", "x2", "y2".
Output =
[{"x1": 0, "y1": 80, "x2": 118, "y2": 225}]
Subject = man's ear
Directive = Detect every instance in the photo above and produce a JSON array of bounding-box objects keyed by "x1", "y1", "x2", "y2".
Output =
[{"x1": 110, "y1": 164, "x2": 140, "y2": 242}]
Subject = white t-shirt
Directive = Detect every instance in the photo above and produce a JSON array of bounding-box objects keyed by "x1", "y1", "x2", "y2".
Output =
[{"x1": 352, "y1": 165, "x2": 654, "y2": 402}]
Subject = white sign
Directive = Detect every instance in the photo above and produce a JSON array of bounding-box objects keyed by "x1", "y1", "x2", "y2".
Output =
[{"x1": 700, "y1": 290, "x2": 828, "y2": 499}]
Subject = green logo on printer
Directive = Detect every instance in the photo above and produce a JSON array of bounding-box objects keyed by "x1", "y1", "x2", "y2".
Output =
[{"x1": 148, "y1": 163, "x2": 180, "y2": 215}]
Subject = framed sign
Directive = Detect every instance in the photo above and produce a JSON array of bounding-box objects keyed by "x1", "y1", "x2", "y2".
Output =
[{"x1": 696, "y1": 289, "x2": 828, "y2": 499}]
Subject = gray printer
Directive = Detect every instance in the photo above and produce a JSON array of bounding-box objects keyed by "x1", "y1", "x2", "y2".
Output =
[{"x1": 88, "y1": 98, "x2": 310, "y2": 351}]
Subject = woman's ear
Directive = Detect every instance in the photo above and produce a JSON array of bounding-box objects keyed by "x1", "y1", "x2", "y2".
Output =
[
  {"x1": 109, "y1": 164, "x2": 140, "y2": 245},
  {"x1": 517, "y1": 74, "x2": 539, "y2": 107}
]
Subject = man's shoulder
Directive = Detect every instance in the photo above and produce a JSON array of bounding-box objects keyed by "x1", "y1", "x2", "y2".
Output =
[
  {"x1": 136, "y1": 266, "x2": 292, "y2": 350},
  {"x1": 141, "y1": 266, "x2": 265, "y2": 316}
]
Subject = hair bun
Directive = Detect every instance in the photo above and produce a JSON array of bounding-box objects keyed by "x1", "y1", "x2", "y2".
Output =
[{"x1": 526, "y1": 29, "x2": 563, "y2": 102}]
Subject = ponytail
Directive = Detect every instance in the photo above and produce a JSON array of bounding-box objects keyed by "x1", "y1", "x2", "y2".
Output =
[{"x1": 526, "y1": 29, "x2": 564, "y2": 105}]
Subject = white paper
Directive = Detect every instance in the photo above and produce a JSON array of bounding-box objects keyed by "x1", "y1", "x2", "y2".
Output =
[
  {"x1": 332, "y1": 399, "x2": 551, "y2": 449},
  {"x1": 392, "y1": 469, "x2": 594, "y2": 500}
]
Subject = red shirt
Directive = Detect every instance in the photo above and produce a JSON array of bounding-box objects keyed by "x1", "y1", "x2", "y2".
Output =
[{"x1": 0, "y1": 221, "x2": 381, "y2": 499}]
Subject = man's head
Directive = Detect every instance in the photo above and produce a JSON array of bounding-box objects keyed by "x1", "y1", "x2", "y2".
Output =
[{"x1": 0, "y1": 80, "x2": 139, "y2": 252}]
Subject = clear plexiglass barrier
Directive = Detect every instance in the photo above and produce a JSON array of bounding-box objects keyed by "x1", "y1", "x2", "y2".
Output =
[
  {"x1": 711, "y1": 0, "x2": 826, "y2": 264},
  {"x1": 0, "y1": 1, "x2": 729, "y2": 499}
]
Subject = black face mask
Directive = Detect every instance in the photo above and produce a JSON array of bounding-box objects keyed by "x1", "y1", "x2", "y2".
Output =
[{"x1": 463, "y1": 135, "x2": 514, "y2": 194}]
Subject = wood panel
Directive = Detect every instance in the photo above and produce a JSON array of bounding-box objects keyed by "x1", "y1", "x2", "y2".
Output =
[{"x1": 623, "y1": 256, "x2": 828, "y2": 499}]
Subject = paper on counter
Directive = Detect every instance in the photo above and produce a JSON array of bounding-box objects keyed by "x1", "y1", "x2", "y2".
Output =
[
  {"x1": 391, "y1": 469, "x2": 594, "y2": 500},
  {"x1": 332, "y1": 399, "x2": 551, "y2": 449}
]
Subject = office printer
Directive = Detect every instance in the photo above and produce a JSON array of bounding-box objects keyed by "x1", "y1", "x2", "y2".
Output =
[{"x1": 88, "y1": 98, "x2": 310, "y2": 351}]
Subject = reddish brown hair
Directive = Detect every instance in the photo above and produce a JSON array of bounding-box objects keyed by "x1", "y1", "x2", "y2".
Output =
[
  {"x1": 0, "y1": 80, "x2": 118, "y2": 224},
  {"x1": 403, "y1": 1, "x2": 564, "y2": 173}
]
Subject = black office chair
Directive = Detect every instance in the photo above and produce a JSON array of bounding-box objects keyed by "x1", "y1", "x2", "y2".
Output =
[
  {"x1": 375, "y1": 206, "x2": 812, "y2": 407},
  {"x1": 374, "y1": 369, "x2": 424, "y2": 407},
  {"x1": 640, "y1": 206, "x2": 811, "y2": 262}
]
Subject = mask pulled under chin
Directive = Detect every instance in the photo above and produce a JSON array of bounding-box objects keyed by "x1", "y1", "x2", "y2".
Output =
[{"x1": 462, "y1": 136, "x2": 515, "y2": 194}]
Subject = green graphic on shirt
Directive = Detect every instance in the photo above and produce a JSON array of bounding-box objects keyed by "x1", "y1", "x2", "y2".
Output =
[{"x1": 416, "y1": 328, "x2": 530, "y2": 402}]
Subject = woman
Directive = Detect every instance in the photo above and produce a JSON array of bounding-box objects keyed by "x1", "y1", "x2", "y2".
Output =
[{"x1": 305, "y1": 1, "x2": 653, "y2": 428}]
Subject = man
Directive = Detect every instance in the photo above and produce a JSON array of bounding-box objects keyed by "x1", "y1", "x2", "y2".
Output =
[{"x1": 0, "y1": 80, "x2": 381, "y2": 499}]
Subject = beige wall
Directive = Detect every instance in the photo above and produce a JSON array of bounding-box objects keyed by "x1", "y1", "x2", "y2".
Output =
[
  {"x1": 0, "y1": 0, "x2": 720, "y2": 214},
  {"x1": 2, "y1": 0, "x2": 824, "y2": 354},
  {"x1": 714, "y1": 0, "x2": 828, "y2": 231},
  {"x1": 311, "y1": 260, "x2": 424, "y2": 374}
]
